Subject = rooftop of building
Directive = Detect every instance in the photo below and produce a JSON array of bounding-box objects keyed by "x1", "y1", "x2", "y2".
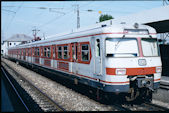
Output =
[{"x1": 4, "y1": 34, "x2": 33, "y2": 42}]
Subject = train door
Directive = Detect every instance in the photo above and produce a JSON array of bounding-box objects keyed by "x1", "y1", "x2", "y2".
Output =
[
  {"x1": 71, "y1": 42, "x2": 78, "y2": 74},
  {"x1": 19, "y1": 49, "x2": 21, "y2": 59},
  {"x1": 94, "y1": 38, "x2": 102, "y2": 75},
  {"x1": 52, "y1": 45, "x2": 56, "y2": 68},
  {"x1": 31, "y1": 47, "x2": 33, "y2": 63},
  {"x1": 23, "y1": 48, "x2": 26, "y2": 60}
]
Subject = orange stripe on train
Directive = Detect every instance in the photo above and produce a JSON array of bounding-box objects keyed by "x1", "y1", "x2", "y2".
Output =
[{"x1": 106, "y1": 67, "x2": 156, "y2": 75}]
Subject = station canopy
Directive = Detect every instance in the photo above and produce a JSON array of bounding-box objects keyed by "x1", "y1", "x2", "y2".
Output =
[{"x1": 112, "y1": 5, "x2": 169, "y2": 33}]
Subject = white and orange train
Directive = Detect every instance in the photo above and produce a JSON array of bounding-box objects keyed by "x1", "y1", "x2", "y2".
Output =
[{"x1": 8, "y1": 22, "x2": 162, "y2": 101}]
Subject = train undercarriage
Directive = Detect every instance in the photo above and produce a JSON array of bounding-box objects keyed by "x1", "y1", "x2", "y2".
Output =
[{"x1": 125, "y1": 75, "x2": 154, "y2": 102}]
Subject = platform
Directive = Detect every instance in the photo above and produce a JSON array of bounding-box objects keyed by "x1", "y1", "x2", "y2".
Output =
[{"x1": 161, "y1": 76, "x2": 169, "y2": 84}]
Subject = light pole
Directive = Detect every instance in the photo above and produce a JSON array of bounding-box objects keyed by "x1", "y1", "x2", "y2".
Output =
[{"x1": 73, "y1": 4, "x2": 80, "y2": 29}]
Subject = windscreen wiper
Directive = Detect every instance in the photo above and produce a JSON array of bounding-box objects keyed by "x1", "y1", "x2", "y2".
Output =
[{"x1": 115, "y1": 35, "x2": 125, "y2": 50}]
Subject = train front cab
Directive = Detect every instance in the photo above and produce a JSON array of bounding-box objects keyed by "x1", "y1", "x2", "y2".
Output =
[{"x1": 100, "y1": 31, "x2": 161, "y2": 101}]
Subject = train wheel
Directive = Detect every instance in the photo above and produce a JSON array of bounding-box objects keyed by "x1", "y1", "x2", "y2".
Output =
[
  {"x1": 140, "y1": 88, "x2": 152, "y2": 103},
  {"x1": 96, "y1": 88, "x2": 101, "y2": 101},
  {"x1": 125, "y1": 88, "x2": 139, "y2": 102},
  {"x1": 146, "y1": 90, "x2": 152, "y2": 103}
]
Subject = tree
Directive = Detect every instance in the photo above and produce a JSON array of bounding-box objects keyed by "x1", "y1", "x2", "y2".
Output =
[{"x1": 99, "y1": 14, "x2": 114, "y2": 22}]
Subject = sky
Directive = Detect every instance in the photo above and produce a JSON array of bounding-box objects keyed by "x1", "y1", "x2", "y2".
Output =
[{"x1": 1, "y1": 1, "x2": 164, "y2": 41}]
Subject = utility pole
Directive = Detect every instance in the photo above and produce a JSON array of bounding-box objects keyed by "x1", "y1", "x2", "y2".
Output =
[
  {"x1": 32, "y1": 26, "x2": 40, "y2": 39},
  {"x1": 73, "y1": 4, "x2": 80, "y2": 29},
  {"x1": 77, "y1": 5, "x2": 80, "y2": 29}
]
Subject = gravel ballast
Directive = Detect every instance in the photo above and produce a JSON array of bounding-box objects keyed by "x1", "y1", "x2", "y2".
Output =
[
  {"x1": 1, "y1": 58, "x2": 115, "y2": 111},
  {"x1": 2, "y1": 58, "x2": 169, "y2": 111}
]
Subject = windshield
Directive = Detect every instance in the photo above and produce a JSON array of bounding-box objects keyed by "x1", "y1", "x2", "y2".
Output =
[
  {"x1": 106, "y1": 38, "x2": 139, "y2": 57},
  {"x1": 141, "y1": 38, "x2": 159, "y2": 56}
]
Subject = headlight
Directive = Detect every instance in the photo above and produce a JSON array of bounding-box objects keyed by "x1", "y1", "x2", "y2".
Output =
[
  {"x1": 116, "y1": 69, "x2": 126, "y2": 75},
  {"x1": 156, "y1": 67, "x2": 162, "y2": 73}
]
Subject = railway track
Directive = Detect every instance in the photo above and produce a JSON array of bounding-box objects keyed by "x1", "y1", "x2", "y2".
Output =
[
  {"x1": 1, "y1": 62, "x2": 66, "y2": 112},
  {"x1": 101, "y1": 96, "x2": 169, "y2": 111},
  {"x1": 112, "y1": 104, "x2": 131, "y2": 111},
  {"x1": 116, "y1": 101, "x2": 169, "y2": 111},
  {"x1": 1, "y1": 67, "x2": 30, "y2": 112},
  {"x1": 1, "y1": 58, "x2": 169, "y2": 111},
  {"x1": 142, "y1": 102, "x2": 169, "y2": 111}
]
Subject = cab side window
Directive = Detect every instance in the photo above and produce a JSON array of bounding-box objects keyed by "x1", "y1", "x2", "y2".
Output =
[{"x1": 96, "y1": 39, "x2": 100, "y2": 57}]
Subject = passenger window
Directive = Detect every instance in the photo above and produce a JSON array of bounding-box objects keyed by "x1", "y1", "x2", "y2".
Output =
[
  {"x1": 72, "y1": 45, "x2": 75, "y2": 60},
  {"x1": 29, "y1": 48, "x2": 30, "y2": 56},
  {"x1": 81, "y1": 44, "x2": 89, "y2": 61},
  {"x1": 96, "y1": 39, "x2": 100, "y2": 57},
  {"x1": 44, "y1": 47, "x2": 47, "y2": 57},
  {"x1": 47, "y1": 47, "x2": 51, "y2": 58},
  {"x1": 63, "y1": 46, "x2": 68, "y2": 59},
  {"x1": 37, "y1": 48, "x2": 39, "y2": 56},
  {"x1": 23, "y1": 49, "x2": 26, "y2": 56},
  {"x1": 34, "y1": 48, "x2": 36, "y2": 56},
  {"x1": 58, "y1": 46, "x2": 62, "y2": 59},
  {"x1": 53, "y1": 46, "x2": 55, "y2": 58}
]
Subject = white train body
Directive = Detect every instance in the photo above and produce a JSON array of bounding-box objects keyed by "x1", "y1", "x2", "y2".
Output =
[{"x1": 8, "y1": 23, "x2": 161, "y2": 97}]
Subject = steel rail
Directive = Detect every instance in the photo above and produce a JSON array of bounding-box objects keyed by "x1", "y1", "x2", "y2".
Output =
[
  {"x1": 1, "y1": 67, "x2": 30, "y2": 112},
  {"x1": 112, "y1": 104, "x2": 131, "y2": 111},
  {"x1": 143, "y1": 102, "x2": 169, "y2": 111},
  {"x1": 23, "y1": 76, "x2": 66, "y2": 111}
]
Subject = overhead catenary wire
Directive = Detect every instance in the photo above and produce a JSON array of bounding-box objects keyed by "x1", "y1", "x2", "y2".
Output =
[
  {"x1": 2, "y1": 2, "x2": 15, "y2": 33},
  {"x1": 2, "y1": 5, "x2": 64, "y2": 10},
  {"x1": 24, "y1": 6, "x2": 69, "y2": 35},
  {"x1": 4, "y1": 2, "x2": 95, "y2": 38},
  {"x1": 4, "y1": 1, "x2": 95, "y2": 40},
  {"x1": 2, "y1": 8, "x2": 16, "y2": 32},
  {"x1": 38, "y1": 8, "x2": 74, "y2": 29},
  {"x1": 5, "y1": 2, "x2": 24, "y2": 32},
  {"x1": 2, "y1": 9, "x2": 16, "y2": 13},
  {"x1": 38, "y1": 1, "x2": 94, "y2": 29}
]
